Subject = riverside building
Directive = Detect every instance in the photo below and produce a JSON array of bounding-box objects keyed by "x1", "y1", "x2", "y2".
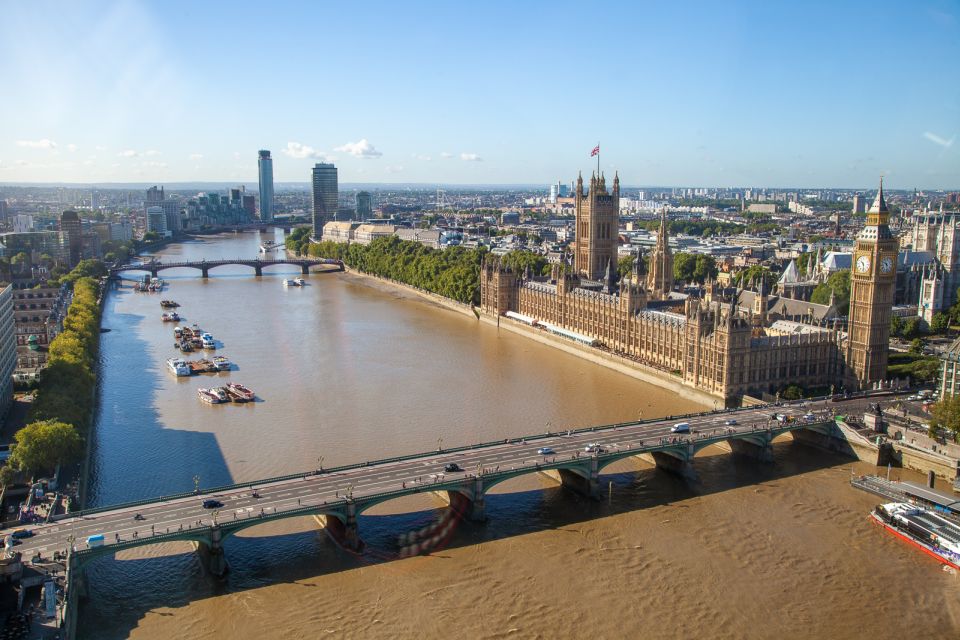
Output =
[
  {"x1": 311, "y1": 163, "x2": 338, "y2": 240},
  {"x1": 258, "y1": 150, "x2": 274, "y2": 222},
  {"x1": 481, "y1": 172, "x2": 894, "y2": 404}
]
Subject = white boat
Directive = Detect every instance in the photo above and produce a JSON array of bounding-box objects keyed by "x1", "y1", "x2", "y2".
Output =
[
  {"x1": 212, "y1": 355, "x2": 231, "y2": 371},
  {"x1": 166, "y1": 358, "x2": 191, "y2": 377},
  {"x1": 197, "y1": 388, "x2": 223, "y2": 404},
  {"x1": 282, "y1": 279, "x2": 296, "y2": 287},
  {"x1": 201, "y1": 333, "x2": 216, "y2": 349},
  {"x1": 294, "y1": 277, "x2": 305, "y2": 286},
  {"x1": 871, "y1": 502, "x2": 960, "y2": 570}
]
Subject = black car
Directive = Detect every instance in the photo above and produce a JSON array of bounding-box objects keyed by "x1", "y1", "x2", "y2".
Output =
[
  {"x1": 202, "y1": 499, "x2": 223, "y2": 509},
  {"x1": 443, "y1": 463, "x2": 462, "y2": 473}
]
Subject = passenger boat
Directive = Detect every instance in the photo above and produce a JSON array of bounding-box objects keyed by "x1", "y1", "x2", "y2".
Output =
[
  {"x1": 212, "y1": 355, "x2": 231, "y2": 371},
  {"x1": 201, "y1": 333, "x2": 216, "y2": 349},
  {"x1": 282, "y1": 279, "x2": 296, "y2": 287},
  {"x1": 166, "y1": 358, "x2": 191, "y2": 377},
  {"x1": 160, "y1": 300, "x2": 179, "y2": 308},
  {"x1": 161, "y1": 312, "x2": 180, "y2": 322},
  {"x1": 871, "y1": 502, "x2": 960, "y2": 570},
  {"x1": 197, "y1": 388, "x2": 223, "y2": 404},
  {"x1": 294, "y1": 277, "x2": 305, "y2": 286},
  {"x1": 225, "y1": 383, "x2": 255, "y2": 402}
]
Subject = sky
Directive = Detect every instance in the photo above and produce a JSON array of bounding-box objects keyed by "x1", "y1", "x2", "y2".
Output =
[{"x1": 0, "y1": 0, "x2": 958, "y2": 189}]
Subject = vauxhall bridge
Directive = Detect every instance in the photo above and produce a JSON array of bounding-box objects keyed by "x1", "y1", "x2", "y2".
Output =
[
  {"x1": 108, "y1": 257, "x2": 344, "y2": 279},
  {"x1": 11, "y1": 394, "x2": 895, "y2": 638}
]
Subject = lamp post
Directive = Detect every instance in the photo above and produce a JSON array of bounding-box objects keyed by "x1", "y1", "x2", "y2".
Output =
[
  {"x1": 317, "y1": 456, "x2": 324, "y2": 474},
  {"x1": 437, "y1": 437, "x2": 443, "y2": 452}
]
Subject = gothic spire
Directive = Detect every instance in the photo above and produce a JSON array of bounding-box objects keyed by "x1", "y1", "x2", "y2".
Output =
[{"x1": 870, "y1": 176, "x2": 889, "y2": 214}]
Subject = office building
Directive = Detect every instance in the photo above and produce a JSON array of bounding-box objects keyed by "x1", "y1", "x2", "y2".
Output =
[
  {"x1": 13, "y1": 215, "x2": 33, "y2": 234},
  {"x1": 311, "y1": 163, "x2": 338, "y2": 239},
  {"x1": 60, "y1": 210, "x2": 83, "y2": 268},
  {"x1": 0, "y1": 201, "x2": 7, "y2": 222},
  {"x1": 355, "y1": 191, "x2": 373, "y2": 219},
  {"x1": 258, "y1": 150, "x2": 274, "y2": 222},
  {"x1": 146, "y1": 207, "x2": 168, "y2": 236},
  {"x1": 242, "y1": 194, "x2": 256, "y2": 217},
  {"x1": 0, "y1": 283, "x2": 15, "y2": 422}
]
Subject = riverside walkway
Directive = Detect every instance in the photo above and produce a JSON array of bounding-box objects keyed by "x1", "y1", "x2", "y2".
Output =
[{"x1": 108, "y1": 257, "x2": 344, "y2": 278}]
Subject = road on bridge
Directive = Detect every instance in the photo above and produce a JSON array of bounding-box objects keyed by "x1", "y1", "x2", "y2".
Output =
[{"x1": 11, "y1": 395, "x2": 890, "y2": 560}]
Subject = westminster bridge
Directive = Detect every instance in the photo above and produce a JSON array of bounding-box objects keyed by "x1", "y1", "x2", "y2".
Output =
[{"x1": 108, "y1": 257, "x2": 344, "y2": 279}]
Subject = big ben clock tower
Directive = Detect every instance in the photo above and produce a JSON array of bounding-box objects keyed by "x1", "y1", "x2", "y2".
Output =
[{"x1": 846, "y1": 178, "x2": 897, "y2": 389}]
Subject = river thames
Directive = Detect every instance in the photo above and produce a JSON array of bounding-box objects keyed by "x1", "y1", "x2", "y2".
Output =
[{"x1": 80, "y1": 231, "x2": 959, "y2": 639}]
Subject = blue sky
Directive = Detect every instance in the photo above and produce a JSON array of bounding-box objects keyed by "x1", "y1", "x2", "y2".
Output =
[{"x1": 1, "y1": 0, "x2": 957, "y2": 188}]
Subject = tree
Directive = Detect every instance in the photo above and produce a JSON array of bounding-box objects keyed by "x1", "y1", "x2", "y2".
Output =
[
  {"x1": 930, "y1": 312, "x2": 950, "y2": 334},
  {"x1": 673, "y1": 253, "x2": 696, "y2": 284},
  {"x1": 617, "y1": 255, "x2": 635, "y2": 278},
  {"x1": 9, "y1": 420, "x2": 83, "y2": 476},
  {"x1": 782, "y1": 384, "x2": 803, "y2": 400},
  {"x1": 810, "y1": 269, "x2": 851, "y2": 314},
  {"x1": 931, "y1": 396, "x2": 960, "y2": 441},
  {"x1": 692, "y1": 254, "x2": 718, "y2": 283},
  {"x1": 909, "y1": 337, "x2": 927, "y2": 355},
  {"x1": 890, "y1": 315, "x2": 903, "y2": 337},
  {"x1": 901, "y1": 316, "x2": 924, "y2": 340},
  {"x1": 0, "y1": 465, "x2": 16, "y2": 488}
]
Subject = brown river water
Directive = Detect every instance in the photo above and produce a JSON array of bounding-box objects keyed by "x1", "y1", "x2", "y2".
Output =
[{"x1": 81, "y1": 231, "x2": 960, "y2": 639}]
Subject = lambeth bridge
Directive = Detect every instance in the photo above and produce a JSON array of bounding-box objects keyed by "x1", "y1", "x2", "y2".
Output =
[{"x1": 108, "y1": 257, "x2": 344, "y2": 279}]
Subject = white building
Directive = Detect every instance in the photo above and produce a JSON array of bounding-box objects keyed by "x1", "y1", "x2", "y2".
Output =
[
  {"x1": 12, "y1": 215, "x2": 33, "y2": 234},
  {"x1": 110, "y1": 220, "x2": 134, "y2": 242},
  {"x1": 146, "y1": 207, "x2": 168, "y2": 237}
]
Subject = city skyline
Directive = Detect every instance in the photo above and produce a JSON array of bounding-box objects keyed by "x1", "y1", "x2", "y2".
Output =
[{"x1": 0, "y1": 1, "x2": 957, "y2": 188}]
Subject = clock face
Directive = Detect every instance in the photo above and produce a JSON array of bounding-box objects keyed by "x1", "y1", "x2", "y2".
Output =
[
  {"x1": 880, "y1": 256, "x2": 893, "y2": 274},
  {"x1": 856, "y1": 255, "x2": 870, "y2": 273}
]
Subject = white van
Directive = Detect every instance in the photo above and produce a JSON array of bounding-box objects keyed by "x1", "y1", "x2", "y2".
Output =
[{"x1": 671, "y1": 422, "x2": 690, "y2": 433}]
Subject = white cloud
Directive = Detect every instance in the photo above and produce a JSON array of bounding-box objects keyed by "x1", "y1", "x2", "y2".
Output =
[
  {"x1": 142, "y1": 161, "x2": 168, "y2": 168},
  {"x1": 233, "y1": 151, "x2": 241, "y2": 160},
  {"x1": 282, "y1": 141, "x2": 332, "y2": 161},
  {"x1": 15, "y1": 160, "x2": 28, "y2": 166},
  {"x1": 335, "y1": 139, "x2": 382, "y2": 159},
  {"x1": 924, "y1": 131, "x2": 955, "y2": 148},
  {"x1": 66, "y1": 143, "x2": 78, "y2": 152},
  {"x1": 460, "y1": 153, "x2": 482, "y2": 162},
  {"x1": 440, "y1": 152, "x2": 453, "y2": 159},
  {"x1": 118, "y1": 149, "x2": 139, "y2": 158},
  {"x1": 385, "y1": 165, "x2": 404, "y2": 174},
  {"x1": 95, "y1": 145, "x2": 106, "y2": 152},
  {"x1": 412, "y1": 153, "x2": 432, "y2": 161},
  {"x1": 144, "y1": 149, "x2": 161, "y2": 156},
  {"x1": 189, "y1": 153, "x2": 203, "y2": 160},
  {"x1": 16, "y1": 139, "x2": 57, "y2": 150}
]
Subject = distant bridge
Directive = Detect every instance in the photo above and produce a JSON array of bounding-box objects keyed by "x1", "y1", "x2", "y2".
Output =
[{"x1": 109, "y1": 257, "x2": 344, "y2": 279}]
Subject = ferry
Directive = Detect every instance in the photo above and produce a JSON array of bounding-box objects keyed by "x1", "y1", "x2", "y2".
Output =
[
  {"x1": 197, "y1": 388, "x2": 223, "y2": 404},
  {"x1": 166, "y1": 358, "x2": 192, "y2": 377},
  {"x1": 871, "y1": 502, "x2": 960, "y2": 570},
  {"x1": 161, "y1": 312, "x2": 180, "y2": 322},
  {"x1": 294, "y1": 277, "x2": 305, "y2": 286},
  {"x1": 225, "y1": 383, "x2": 255, "y2": 402},
  {"x1": 201, "y1": 333, "x2": 216, "y2": 349},
  {"x1": 212, "y1": 355, "x2": 231, "y2": 371},
  {"x1": 282, "y1": 279, "x2": 297, "y2": 288}
]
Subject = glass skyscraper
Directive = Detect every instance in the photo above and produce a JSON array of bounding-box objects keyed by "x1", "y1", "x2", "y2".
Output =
[
  {"x1": 258, "y1": 150, "x2": 274, "y2": 222},
  {"x1": 311, "y1": 163, "x2": 338, "y2": 238}
]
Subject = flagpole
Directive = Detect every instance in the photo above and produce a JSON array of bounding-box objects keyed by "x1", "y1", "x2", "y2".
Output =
[{"x1": 596, "y1": 141, "x2": 600, "y2": 177}]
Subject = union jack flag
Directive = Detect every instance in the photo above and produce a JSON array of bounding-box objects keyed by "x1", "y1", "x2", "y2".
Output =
[{"x1": 590, "y1": 145, "x2": 600, "y2": 157}]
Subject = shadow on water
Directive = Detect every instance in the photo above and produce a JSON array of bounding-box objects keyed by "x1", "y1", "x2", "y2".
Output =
[
  {"x1": 86, "y1": 282, "x2": 234, "y2": 508},
  {"x1": 77, "y1": 438, "x2": 850, "y2": 639}
]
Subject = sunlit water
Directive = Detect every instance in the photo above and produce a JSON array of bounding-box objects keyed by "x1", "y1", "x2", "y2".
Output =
[{"x1": 80, "y1": 231, "x2": 960, "y2": 638}]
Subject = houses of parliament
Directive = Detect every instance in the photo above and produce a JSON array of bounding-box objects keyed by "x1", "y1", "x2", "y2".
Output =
[{"x1": 480, "y1": 171, "x2": 896, "y2": 405}]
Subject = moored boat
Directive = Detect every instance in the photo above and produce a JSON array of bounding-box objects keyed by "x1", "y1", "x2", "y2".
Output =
[
  {"x1": 201, "y1": 333, "x2": 216, "y2": 349},
  {"x1": 212, "y1": 355, "x2": 231, "y2": 371},
  {"x1": 160, "y1": 300, "x2": 180, "y2": 308},
  {"x1": 211, "y1": 387, "x2": 229, "y2": 403},
  {"x1": 225, "y1": 382, "x2": 255, "y2": 402},
  {"x1": 871, "y1": 502, "x2": 960, "y2": 570},
  {"x1": 161, "y1": 312, "x2": 180, "y2": 322},
  {"x1": 282, "y1": 279, "x2": 296, "y2": 287},
  {"x1": 166, "y1": 358, "x2": 191, "y2": 377},
  {"x1": 197, "y1": 388, "x2": 223, "y2": 404},
  {"x1": 179, "y1": 340, "x2": 194, "y2": 353},
  {"x1": 294, "y1": 277, "x2": 305, "y2": 286}
]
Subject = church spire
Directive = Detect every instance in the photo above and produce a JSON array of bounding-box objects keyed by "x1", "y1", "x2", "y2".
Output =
[{"x1": 870, "y1": 176, "x2": 888, "y2": 214}]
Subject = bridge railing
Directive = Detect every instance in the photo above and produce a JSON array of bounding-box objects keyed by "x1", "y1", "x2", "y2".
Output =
[{"x1": 58, "y1": 404, "x2": 844, "y2": 521}]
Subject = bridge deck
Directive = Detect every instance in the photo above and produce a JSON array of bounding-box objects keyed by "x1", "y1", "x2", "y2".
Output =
[{"x1": 10, "y1": 396, "x2": 889, "y2": 562}]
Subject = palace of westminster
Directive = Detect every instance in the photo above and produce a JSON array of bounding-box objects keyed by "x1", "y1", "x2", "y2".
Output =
[{"x1": 481, "y1": 171, "x2": 899, "y2": 405}]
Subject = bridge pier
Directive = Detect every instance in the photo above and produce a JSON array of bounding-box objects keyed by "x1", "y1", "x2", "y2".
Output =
[
  {"x1": 197, "y1": 527, "x2": 229, "y2": 577},
  {"x1": 201, "y1": 267, "x2": 209, "y2": 278},
  {"x1": 324, "y1": 503, "x2": 363, "y2": 551},
  {"x1": 557, "y1": 458, "x2": 601, "y2": 499},
  {"x1": 728, "y1": 433, "x2": 775, "y2": 462},
  {"x1": 301, "y1": 264, "x2": 310, "y2": 275},
  {"x1": 644, "y1": 448, "x2": 698, "y2": 482},
  {"x1": 255, "y1": 265, "x2": 262, "y2": 276}
]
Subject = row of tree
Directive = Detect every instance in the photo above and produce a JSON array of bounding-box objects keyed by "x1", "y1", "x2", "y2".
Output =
[{"x1": 2, "y1": 269, "x2": 104, "y2": 482}]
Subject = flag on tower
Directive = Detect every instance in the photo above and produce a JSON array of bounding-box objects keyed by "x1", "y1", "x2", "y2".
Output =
[{"x1": 590, "y1": 145, "x2": 600, "y2": 157}]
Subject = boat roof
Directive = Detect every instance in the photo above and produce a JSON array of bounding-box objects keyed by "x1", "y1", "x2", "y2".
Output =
[{"x1": 900, "y1": 481, "x2": 960, "y2": 511}]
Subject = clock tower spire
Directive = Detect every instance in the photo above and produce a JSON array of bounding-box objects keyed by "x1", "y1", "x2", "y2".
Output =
[{"x1": 846, "y1": 177, "x2": 897, "y2": 389}]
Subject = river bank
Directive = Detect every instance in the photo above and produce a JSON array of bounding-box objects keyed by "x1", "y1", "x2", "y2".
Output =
[{"x1": 340, "y1": 267, "x2": 724, "y2": 407}]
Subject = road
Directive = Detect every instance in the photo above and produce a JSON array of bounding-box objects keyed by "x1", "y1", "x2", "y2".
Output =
[{"x1": 9, "y1": 395, "x2": 891, "y2": 560}]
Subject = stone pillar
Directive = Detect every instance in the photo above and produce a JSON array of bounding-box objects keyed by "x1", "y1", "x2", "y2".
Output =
[
  {"x1": 201, "y1": 267, "x2": 209, "y2": 278},
  {"x1": 558, "y1": 458, "x2": 601, "y2": 499},
  {"x1": 255, "y1": 264, "x2": 263, "y2": 276},
  {"x1": 301, "y1": 263, "x2": 310, "y2": 275},
  {"x1": 728, "y1": 433, "x2": 774, "y2": 462},
  {"x1": 646, "y1": 448, "x2": 698, "y2": 482},
  {"x1": 467, "y1": 477, "x2": 486, "y2": 522},
  {"x1": 198, "y1": 527, "x2": 229, "y2": 577},
  {"x1": 343, "y1": 502, "x2": 361, "y2": 551}
]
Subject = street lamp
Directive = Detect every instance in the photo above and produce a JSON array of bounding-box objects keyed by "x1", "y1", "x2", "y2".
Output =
[
  {"x1": 317, "y1": 456, "x2": 324, "y2": 473},
  {"x1": 437, "y1": 437, "x2": 443, "y2": 452}
]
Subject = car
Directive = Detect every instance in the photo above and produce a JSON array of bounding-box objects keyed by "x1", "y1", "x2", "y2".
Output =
[
  {"x1": 803, "y1": 413, "x2": 815, "y2": 421},
  {"x1": 133, "y1": 513, "x2": 145, "y2": 521},
  {"x1": 671, "y1": 422, "x2": 690, "y2": 433},
  {"x1": 583, "y1": 443, "x2": 603, "y2": 453},
  {"x1": 724, "y1": 419, "x2": 737, "y2": 426},
  {"x1": 10, "y1": 529, "x2": 33, "y2": 539},
  {"x1": 202, "y1": 499, "x2": 223, "y2": 509},
  {"x1": 537, "y1": 447, "x2": 555, "y2": 455},
  {"x1": 443, "y1": 463, "x2": 462, "y2": 473},
  {"x1": 775, "y1": 414, "x2": 788, "y2": 423}
]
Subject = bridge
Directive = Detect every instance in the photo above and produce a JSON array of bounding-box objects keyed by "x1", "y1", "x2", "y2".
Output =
[
  {"x1": 108, "y1": 257, "x2": 344, "y2": 279},
  {"x1": 12, "y1": 394, "x2": 893, "y2": 638}
]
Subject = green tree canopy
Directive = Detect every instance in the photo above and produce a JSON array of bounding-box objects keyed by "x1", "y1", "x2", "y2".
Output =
[
  {"x1": 810, "y1": 269, "x2": 851, "y2": 314},
  {"x1": 931, "y1": 396, "x2": 960, "y2": 441},
  {"x1": 9, "y1": 420, "x2": 83, "y2": 476}
]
